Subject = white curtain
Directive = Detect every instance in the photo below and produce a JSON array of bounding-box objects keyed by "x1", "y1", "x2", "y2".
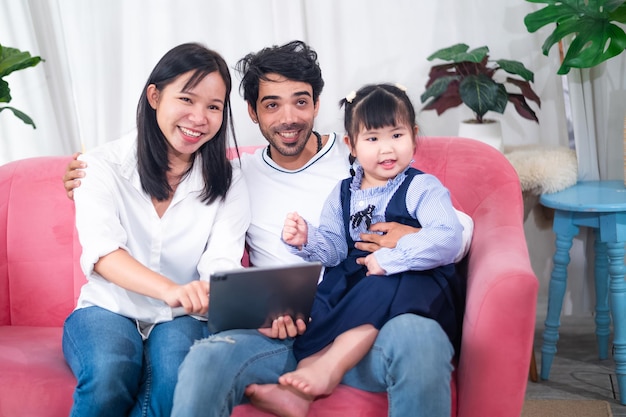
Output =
[
  {"x1": 2, "y1": 0, "x2": 624, "y2": 317},
  {"x1": 1, "y1": 0, "x2": 568, "y2": 162}
]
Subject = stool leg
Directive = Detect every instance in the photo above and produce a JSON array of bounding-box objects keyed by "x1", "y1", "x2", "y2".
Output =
[
  {"x1": 541, "y1": 229, "x2": 575, "y2": 380},
  {"x1": 529, "y1": 349, "x2": 538, "y2": 383},
  {"x1": 607, "y1": 241, "x2": 626, "y2": 404},
  {"x1": 593, "y1": 236, "x2": 610, "y2": 360}
]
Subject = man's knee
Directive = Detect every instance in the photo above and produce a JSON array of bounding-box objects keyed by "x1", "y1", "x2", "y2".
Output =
[{"x1": 378, "y1": 314, "x2": 451, "y2": 356}]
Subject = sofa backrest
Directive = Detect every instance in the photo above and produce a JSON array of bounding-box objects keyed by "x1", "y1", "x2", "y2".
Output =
[
  {"x1": 412, "y1": 136, "x2": 521, "y2": 219},
  {"x1": 0, "y1": 156, "x2": 84, "y2": 326},
  {"x1": 0, "y1": 137, "x2": 521, "y2": 328}
]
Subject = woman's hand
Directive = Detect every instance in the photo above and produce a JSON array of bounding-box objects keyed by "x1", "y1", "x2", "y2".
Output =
[{"x1": 163, "y1": 280, "x2": 210, "y2": 315}]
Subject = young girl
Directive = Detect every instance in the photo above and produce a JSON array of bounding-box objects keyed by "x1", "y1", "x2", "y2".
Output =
[
  {"x1": 62, "y1": 43, "x2": 250, "y2": 417},
  {"x1": 279, "y1": 83, "x2": 464, "y2": 407}
]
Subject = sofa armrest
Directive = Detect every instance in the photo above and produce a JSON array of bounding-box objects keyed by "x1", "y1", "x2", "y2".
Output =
[{"x1": 456, "y1": 183, "x2": 538, "y2": 417}]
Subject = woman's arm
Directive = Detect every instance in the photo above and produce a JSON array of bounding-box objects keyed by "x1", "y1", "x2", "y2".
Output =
[
  {"x1": 196, "y1": 166, "x2": 251, "y2": 277},
  {"x1": 95, "y1": 249, "x2": 209, "y2": 315}
]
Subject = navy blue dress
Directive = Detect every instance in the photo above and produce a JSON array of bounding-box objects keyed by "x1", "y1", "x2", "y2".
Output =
[{"x1": 293, "y1": 168, "x2": 464, "y2": 361}]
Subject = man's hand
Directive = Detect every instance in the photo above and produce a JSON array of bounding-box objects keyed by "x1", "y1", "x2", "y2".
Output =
[
  {"x1": 257, "y1": 315, "x2": 307, "y2": 339},
  {"x1": 354, "y1": 222, "x2": 421, "y2": 253},
  {"x1": 63, "y1": 152, "x2": 86, "y2": 200}
]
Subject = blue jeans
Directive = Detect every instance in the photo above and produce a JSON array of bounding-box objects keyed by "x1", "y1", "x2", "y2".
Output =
[
  {"x1": 171, "y1": 314, "x2": 454, "y2": 417},
  {"x1": 62, "y1": 306, "x2": 209, "y2": 417}
]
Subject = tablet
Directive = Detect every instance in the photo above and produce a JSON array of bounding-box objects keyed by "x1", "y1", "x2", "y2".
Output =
[{"x1": 207, "y1": 262, "x2": 322, "y2": 333}]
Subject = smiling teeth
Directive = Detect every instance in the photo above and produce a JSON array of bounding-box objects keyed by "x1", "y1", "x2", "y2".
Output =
[
  {"x1": 180, "y1": 127, "x2": 201, "y2": 137},
  {"x1": 280, "y1": 132, "x2": 297, "y2": 138}
]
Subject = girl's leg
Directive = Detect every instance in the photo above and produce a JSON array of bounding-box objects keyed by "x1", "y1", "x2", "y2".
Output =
[
  {"x1": 245, "y1": 325, "x2": 379, "y2": 417},
  {"x1": 133, "y1": 316, "x2": 209, "y2": 417},
  {"x1": 62, "y1": 306, "x2": 143, "y2": 417},
  {"x1": 280, "y1": 324, "x2": 378, "y2": 396}
]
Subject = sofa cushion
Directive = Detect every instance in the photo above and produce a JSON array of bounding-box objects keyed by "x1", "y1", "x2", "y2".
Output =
[
  {"x1": 0, "y1": 326, "x2": 74, "y2": 417},
  {"x1": 232, "y1": 386, "x2": 388, "y2": 417}
]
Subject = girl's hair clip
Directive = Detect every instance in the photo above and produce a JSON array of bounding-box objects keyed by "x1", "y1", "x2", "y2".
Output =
[
  {"x1": 345, "y1": 90, "x2": 357, "y2": 103},
  {"x1": 395, "y1": 83, "x2": 407, "y2": 92}
]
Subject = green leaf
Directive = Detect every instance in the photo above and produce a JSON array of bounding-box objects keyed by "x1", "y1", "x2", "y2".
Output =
[
  {"x1": 427, "y1": 44, "x2": 470, "y2": 61},
  {"x1": 611, "y1": 2, "x2": 626, "y2": 22},
  {"x1": 0, "y1": 105, "x2": 37, "y2": 128},
  {"x1": 427, "y1": 44, "x2": 490, "y2": 64},
  {"x1": 420, "y1": 76, "x2": 458, "y2": 103},
  {"x1": 455, "y1": 46, "x2": 489, "y2": 64},
  {"x1": 524, "y1": 0, "x2": 626, "y2": 73},
  {"x1": 561, "y1": 21, "x2": 626, "y2": 73},
  {"x1": 496, "y1": 59, "x2": 535, "y2": 81},
  {"x1": 459, "y1": 74, "x2": 508, "y2": 119},
  {"x1": 0, "y1": 45, "x2": 43, "y2": 78},
  {"x1": 0, "y1": 78, "x2": 10, "y2": 103}
]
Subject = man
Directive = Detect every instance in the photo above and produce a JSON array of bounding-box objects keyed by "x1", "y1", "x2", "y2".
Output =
[{"x1": 64, "y1": 40, "x2": 472, "y2": 417}]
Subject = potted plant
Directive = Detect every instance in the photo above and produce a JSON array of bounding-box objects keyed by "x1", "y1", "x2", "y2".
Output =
[
  {"x1": 0, "y1": 44, "x2": 43, "y2": 129},
  {"x1": 420, "y1": 43, "x2": 541, "y2": 150}
]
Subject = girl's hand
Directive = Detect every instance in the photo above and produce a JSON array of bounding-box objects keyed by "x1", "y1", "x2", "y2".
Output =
[
  {"x1": 282, "y1": 212, "x2": 308, "y2": 248},
  {"x1": 163, "y1": 280, "x2": 210, "y2": 315},
  {"x1": 357, "y1": 253, "x2": 386, "y2": 276}
]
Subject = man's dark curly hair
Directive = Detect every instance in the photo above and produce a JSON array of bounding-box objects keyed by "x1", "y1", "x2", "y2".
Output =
[{"x1": 236, "y1": 40, "x2": 324, "y2": 111}]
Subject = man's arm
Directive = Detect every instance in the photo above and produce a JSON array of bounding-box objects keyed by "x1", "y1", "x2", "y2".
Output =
[
  {"x1": 356, "y1": 210, "x2": 473, "y2": 263},
  {"x1": 63, "y1": 152, "x2": 86, "y2": 200}
]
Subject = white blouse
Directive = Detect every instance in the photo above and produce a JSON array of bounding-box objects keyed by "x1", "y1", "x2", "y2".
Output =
[{"x1": 73, "y1": 135, "x2": 250, "y2": 325}]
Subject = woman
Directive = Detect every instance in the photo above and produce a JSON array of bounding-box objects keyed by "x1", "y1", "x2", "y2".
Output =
[{"x1": 62, "y1": 43, "x2": 250, "y2": 417}]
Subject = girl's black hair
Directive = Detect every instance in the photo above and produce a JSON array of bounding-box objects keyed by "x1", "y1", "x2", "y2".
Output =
[
  {"x1": 136, "y1": 42, "x2": 238, "y2": 204},
  {"x1": 339, "y1": 83, "x2": 417, "y2": 151}
]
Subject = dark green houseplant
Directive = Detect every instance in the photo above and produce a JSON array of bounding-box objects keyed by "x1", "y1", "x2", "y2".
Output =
[
  {"x1": 420, "y1": 43, "x2": 541, "y2": 125},
  {"x1": 0, "y1": 44, "x2": 43, "y2": 129},
  {"x1": 523, "y1": 0, "x2": 626, "y2": 74}
]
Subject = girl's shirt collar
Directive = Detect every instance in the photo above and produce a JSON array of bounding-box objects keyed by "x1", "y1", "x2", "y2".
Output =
[{"x1": 349, "y1": 160, "x2": 413, "y2": 193}]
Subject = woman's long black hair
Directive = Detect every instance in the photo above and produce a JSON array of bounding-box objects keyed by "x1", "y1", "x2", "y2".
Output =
[{"x1": 136, "y1": 43, "x2": 237, "y2": 204}]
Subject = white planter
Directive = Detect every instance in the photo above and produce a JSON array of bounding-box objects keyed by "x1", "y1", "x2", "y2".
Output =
[{"x1": 458, "y1": 120, "x2": 503, "y2": 152}]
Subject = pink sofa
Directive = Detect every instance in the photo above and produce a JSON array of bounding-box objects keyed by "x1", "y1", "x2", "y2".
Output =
[{"x1": 0, "y1": 137, "x2": 538, "y2": 417}]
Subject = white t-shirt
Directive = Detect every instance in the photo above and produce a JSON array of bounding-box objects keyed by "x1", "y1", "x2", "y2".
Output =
[
  {"x1": 74, "y1": 135, "x2": 250, "y2": 324},
  {"x1": 240, "y1": 132, "x2": 473, "y2": 268}
]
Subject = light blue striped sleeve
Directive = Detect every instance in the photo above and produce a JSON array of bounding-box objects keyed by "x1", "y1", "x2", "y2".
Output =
[
  {"x1": 374, "y1": 174, "x2": 463, "y2": 274},
  {"x1": 285, "y1": 182, "x2": 348, "y2": 267}
]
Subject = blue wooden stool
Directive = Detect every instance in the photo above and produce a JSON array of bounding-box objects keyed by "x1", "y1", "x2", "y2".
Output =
[{"x1": 540, "y1": 180, "x2": 626, "y2": 404}]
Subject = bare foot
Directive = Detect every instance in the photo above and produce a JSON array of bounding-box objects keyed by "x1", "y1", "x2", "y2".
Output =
[
  {"x1": 245, "y1": 383, "x2": 312, "y2": 417},
  {"x1": 278, "y1": 364, "x2": 340, "y2": 397}
]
